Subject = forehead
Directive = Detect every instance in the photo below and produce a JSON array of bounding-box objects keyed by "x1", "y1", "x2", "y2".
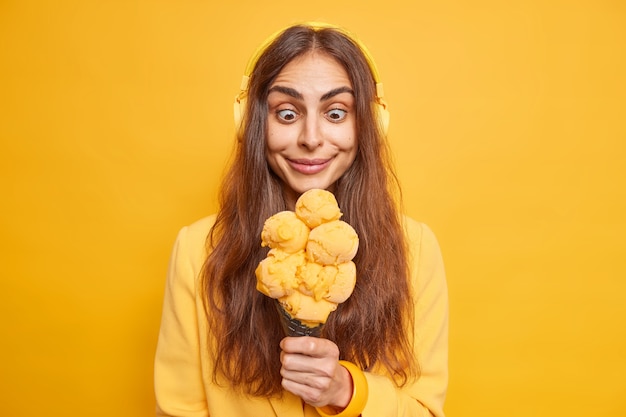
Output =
[{"x1": 272, "y1": 51, "x2": 351, "y2": 88}]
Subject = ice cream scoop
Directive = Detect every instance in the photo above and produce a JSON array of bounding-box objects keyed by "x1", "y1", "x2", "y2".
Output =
[
  {"x1": 298, "y1": 261, "x2": 357, "y2": 303},
  {"x1": 255, "y1": 249, "x2": 306, "y2": 299},
  {"x1": 306, "y1": 220, "x2": 359, "y2": 265},
  {"x1": 261, "y1": 211, "x2": 309, "y2": 253},
  {"x1": 325, "y1": 261, "x2": 357, "y2": 303},
  {"x1": 295, "y1": 188, "x2": 342, "y2": 229}
]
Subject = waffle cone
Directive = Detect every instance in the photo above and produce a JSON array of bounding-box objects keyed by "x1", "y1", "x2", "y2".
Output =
[{"x1": 276, "y1": 301, "x2": 323, "y2": 337}]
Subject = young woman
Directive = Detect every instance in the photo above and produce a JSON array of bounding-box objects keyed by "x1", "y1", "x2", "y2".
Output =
[{"x1": 155, "y1": 22, "x2": 448, "y2": 417}]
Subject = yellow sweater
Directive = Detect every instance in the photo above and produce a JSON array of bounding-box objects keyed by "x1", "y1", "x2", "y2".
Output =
[{"x1": 155, "y1": 215, "x2": 448, "y2": 417}]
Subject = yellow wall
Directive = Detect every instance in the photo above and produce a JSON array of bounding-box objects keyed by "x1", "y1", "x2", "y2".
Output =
[{"x1": 1, "y1": 1, "x2": 624, "y2": 416}]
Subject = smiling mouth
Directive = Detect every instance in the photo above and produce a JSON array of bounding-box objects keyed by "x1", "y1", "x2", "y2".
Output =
[{"x1": 288, "y1": 158, "x2": 331, "y2": 175}]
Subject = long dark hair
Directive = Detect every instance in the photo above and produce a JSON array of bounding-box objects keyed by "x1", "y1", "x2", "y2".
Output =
[{"x1": 201, "y1": 24, "x2": 417, "y2": 396}]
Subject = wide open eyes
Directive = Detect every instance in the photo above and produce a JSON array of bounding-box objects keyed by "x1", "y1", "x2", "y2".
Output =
[
  {"x1": 276, "y1": 108, "x2": 298, "y2": 123},
  {"x1": 275, "y1": 107, "x2": 348, "y2": 124},
  {"x1": 325, "y1": 108, "x2": 348, "y2": 122}
]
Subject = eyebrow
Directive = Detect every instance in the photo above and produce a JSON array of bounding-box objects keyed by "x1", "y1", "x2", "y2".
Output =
[
  {"x1": 268, "y1": 85, "x2": 354, "y2": 102},
  {"x1": 321, "y1": 86, "x2": 354, "y2": 101}
]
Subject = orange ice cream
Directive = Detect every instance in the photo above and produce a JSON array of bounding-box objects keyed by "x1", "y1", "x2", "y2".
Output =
[
  {"x1": 255, "y1": 249, "x2": 306, "y2": 299},
  {"x1": 261, "y1": 211, "x2": 309, "y2": 253},
  {"x1": 295, "y1": 188, "x2": 342, "y2": 229},
  {"x1": 306, "y1": 220, "x2": 359, "y2": 265},
  {"x1": 279, "y1": 291, "x2": 338, "y2": 327},
  {"x1": 255, "y1": 189, "x2": 359, "y2": 328}
]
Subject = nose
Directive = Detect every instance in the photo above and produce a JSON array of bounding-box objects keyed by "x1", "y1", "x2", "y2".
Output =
[{"x1": 297, "y1": 116, "x2": 323, "y2": 150}]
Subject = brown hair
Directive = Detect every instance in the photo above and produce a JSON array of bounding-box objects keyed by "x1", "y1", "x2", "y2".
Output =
[{"x1": 201, "y1": 24, "x2": 417, "y2": 397}]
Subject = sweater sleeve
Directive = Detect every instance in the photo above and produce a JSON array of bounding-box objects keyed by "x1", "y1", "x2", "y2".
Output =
[
  {"x1": 361, "y1": 220, "x2": 449, "y2": 417},
  {"x1": 154, "y1": 223, "x2": 211, "y2": 417}
]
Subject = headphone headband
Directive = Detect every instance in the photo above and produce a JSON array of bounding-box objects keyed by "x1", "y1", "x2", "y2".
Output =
[{"x1": 234, "y1": 22, "x2": 389, "y2": 134}]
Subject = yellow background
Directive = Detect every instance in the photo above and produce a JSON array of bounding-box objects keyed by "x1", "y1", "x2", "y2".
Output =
[{"x1": 1, "y1": 0, "x2": 624, "y2": 416}]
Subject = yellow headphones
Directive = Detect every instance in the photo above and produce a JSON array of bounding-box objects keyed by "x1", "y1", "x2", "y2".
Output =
[{"x1": 233, "y1": 22, "x2": 390, "y2": 135}]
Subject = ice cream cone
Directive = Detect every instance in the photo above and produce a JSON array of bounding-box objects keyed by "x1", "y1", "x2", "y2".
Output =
[
  {"x1": 276, "y1": 301, "x2": 323, "y2": 337},
  {"x1": 257, "y1": 190, "x2": 359, "y2": 337}
]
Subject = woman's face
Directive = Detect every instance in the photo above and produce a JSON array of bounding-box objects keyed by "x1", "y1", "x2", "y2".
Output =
[{"x1": 265, "y1": 51, "x2": 357, "y2": 208}]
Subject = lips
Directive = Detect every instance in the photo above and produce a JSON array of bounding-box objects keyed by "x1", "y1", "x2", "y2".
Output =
[{"x1": 288, "y1": 158, "x2": 332, "y2": 175}]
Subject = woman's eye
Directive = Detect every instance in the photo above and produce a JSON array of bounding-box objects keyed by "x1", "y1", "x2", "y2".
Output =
[
  {"x1": 326, "y1": 108, "x2": 347, "y2": 122},
  {"x1": 276, "y1": 109, "x2": 298, "y2": 122}
]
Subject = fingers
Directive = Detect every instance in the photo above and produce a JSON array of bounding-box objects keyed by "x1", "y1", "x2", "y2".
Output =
[
  {"x1": 279, "y1": 337, "x2": 339, "y2": 380},
  {"x1": 279, "y1": 355, "x2": 338, "y2": 407},
  {"x1": 280, "y1": 336, "x2": 340, "y2": 358},
  {"x1": 280, "y1": 349, "x2": 336, "y2": 380},
  {"x1": 279, "y1": 337, "x2": 351, "y2": 408},
  {"x1": 281, "y1": 374, "x2": 332, "y2": 407}
]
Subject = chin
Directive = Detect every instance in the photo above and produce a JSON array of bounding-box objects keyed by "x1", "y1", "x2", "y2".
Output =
[
  {"x1": 280, "y1": 171, "x2": 343, "y2": 197},
  {"x1": 295, "y1": 182, "x2": 333, "y2": 194},
  {"x1": 284, "y1": 182, "x2": 332, "y2": 198}
]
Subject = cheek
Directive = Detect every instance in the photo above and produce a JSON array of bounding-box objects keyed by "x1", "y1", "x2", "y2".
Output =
[
  {"x1": 337, "y1": 121, "x2": 357, "y2": 147},
  {"x1": 343, "y1": 135, "x2": 358, "y2": 163},
  {"x1": 265, "y1": 132, "x2": 280, "y2": 152},
  {"x1": 345, "y1": 146, "x2": 358, "y2": 167},
  {"x1": 264, "y1": 130, "x2": 285, "y2": 168},
  {"x1": 337, "y1": 129, "x2": 357, "y2": 151},
  {"x1": 266, "y1": 124, "x2": 294, "y2": 151}
]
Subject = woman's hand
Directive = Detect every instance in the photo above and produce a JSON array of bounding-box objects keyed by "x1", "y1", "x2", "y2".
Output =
[{"x1": 280, "y1": 336, "x2": 353, "y2": 410}]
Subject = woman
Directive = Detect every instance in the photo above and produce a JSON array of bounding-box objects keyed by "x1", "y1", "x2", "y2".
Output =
[{"x1": 155, "y1": 22, "x2": 448, "y2": 417}]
